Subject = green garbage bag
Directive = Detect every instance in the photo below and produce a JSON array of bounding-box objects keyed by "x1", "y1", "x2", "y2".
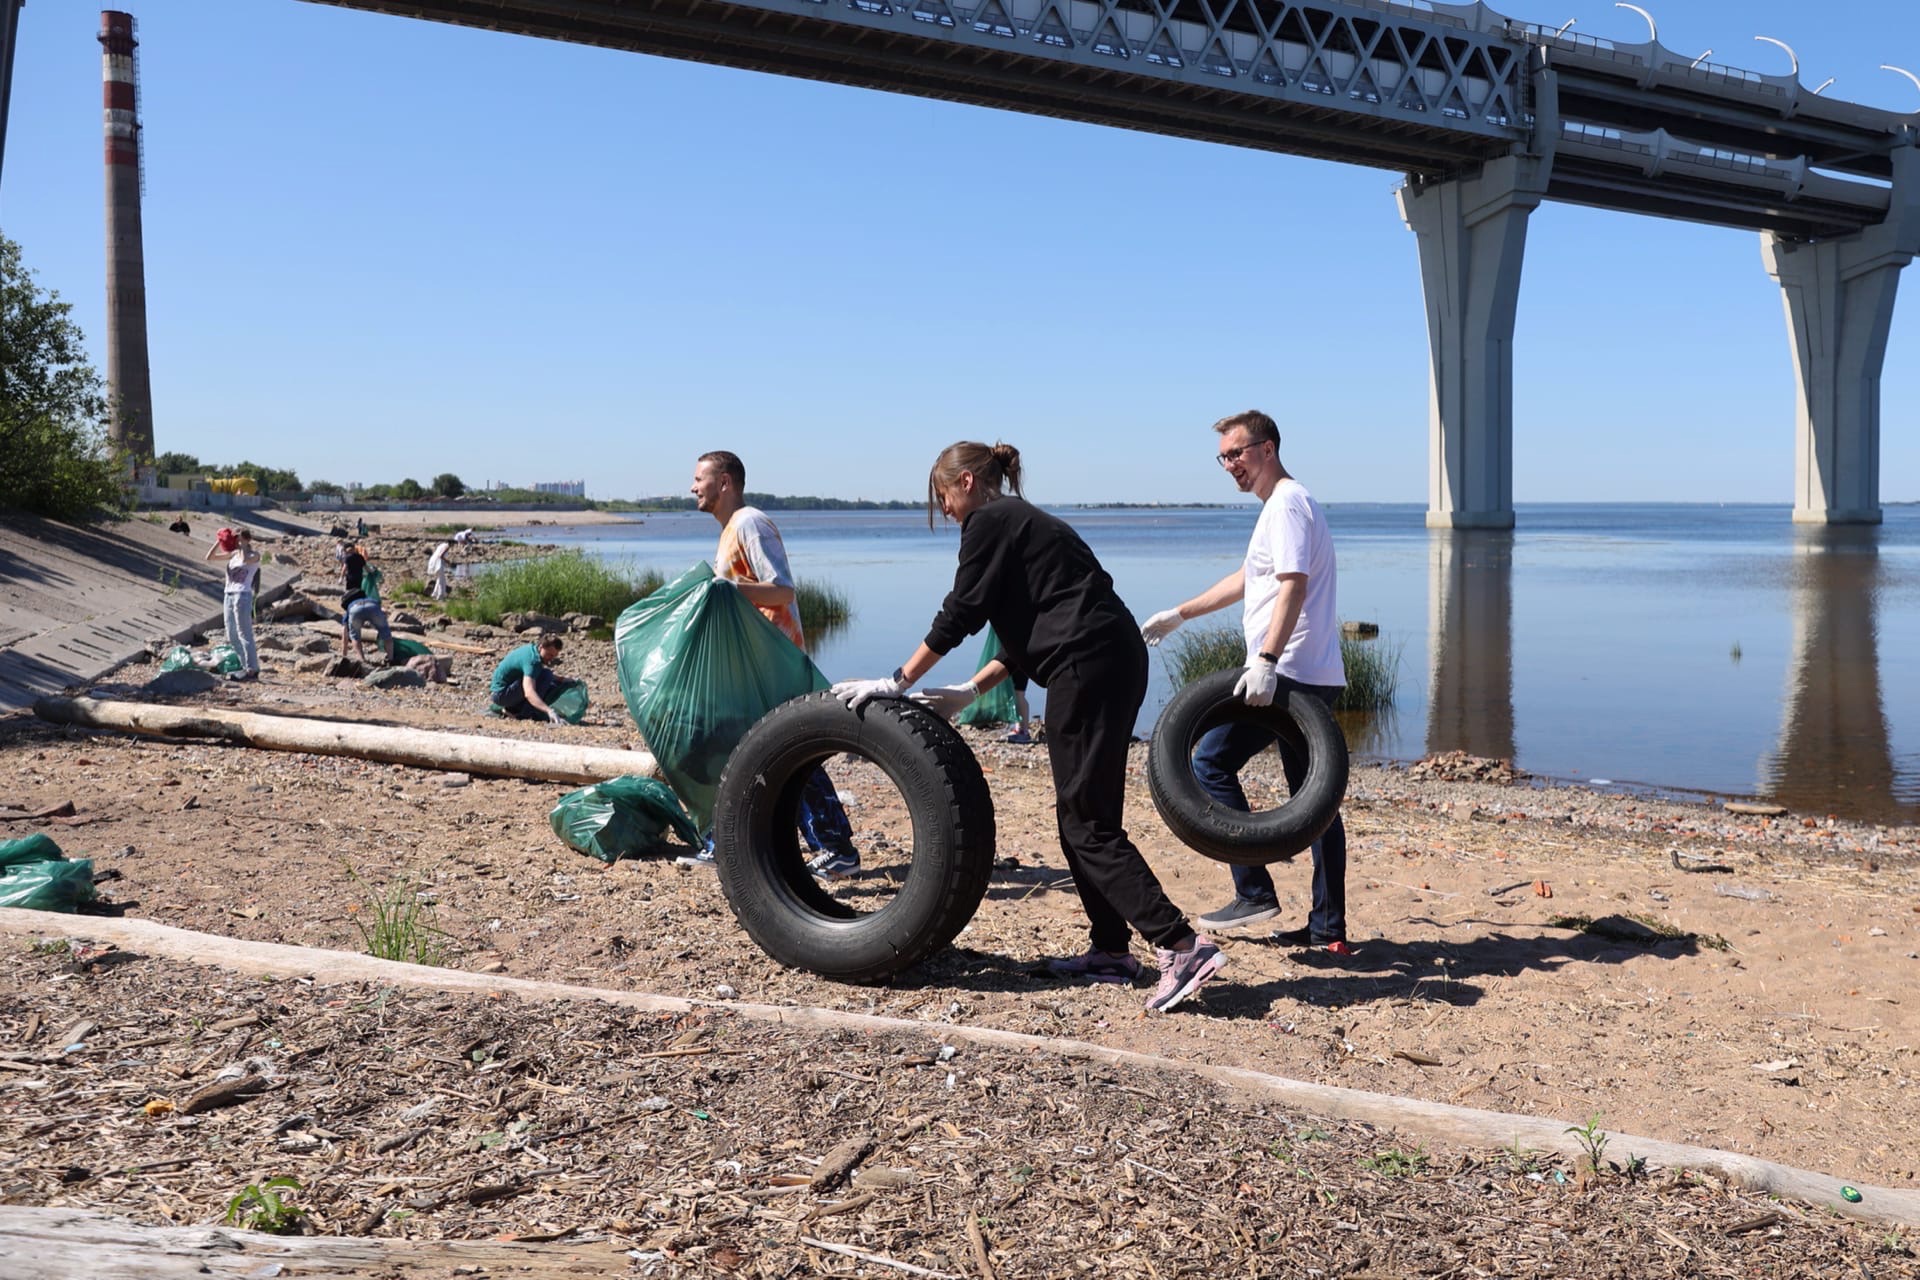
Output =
[
  {"x1": 208, "y1": 645, "x2": 243, "y2": 675},
  {"x1": 549, "y1": 775, "x2": 699, "y2": 863},
  {"x1": 392, "y1": 637, "x2": 434, "y2": 661},
  {"x1": 956, "y1": 625, "x2": 1020, "y2": 727},
  {"x1": 614, "y1": 562, "x2": 828, "y2": 831},
  {"x1": 548, "y1": 681, "x2": 589, "y2": 725},
  {"x1": 158, "y1": 645, "x2": 195, "y2": 673},
  {"x1": 0, "y1": 834, "x2": 98, "y2": 913}
]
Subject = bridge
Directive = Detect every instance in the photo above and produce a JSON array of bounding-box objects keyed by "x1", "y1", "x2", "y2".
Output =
[{"x1": 4, "y1": 0, "x2": 1916, "y2": 523}]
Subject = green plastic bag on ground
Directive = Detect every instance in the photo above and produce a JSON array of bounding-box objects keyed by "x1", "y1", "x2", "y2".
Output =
[
  {"x1": 956, "y1": 625, "x2": 1020, "y2": 727},
  {"x1": 158, "y1": 645, "x2": 195, "y2": 673},
  {"x1": 208, "y1": 644, "x2": 243, "y2": 674},
  {"x1": 614, "y1": 563, "x2": 828, "y2": 831},
  {"x1": 392, "y1": 637, "x2": 434, "y2": 660},
  {"x1": 549, "y1": 681, "x2": 589, "y2": 725},
  {"x1": 0, "y1": 833, "x2": 98, "y2": 913},
  {"x1": 549, "y1": 775, "x2": 700, "y2": 862}
]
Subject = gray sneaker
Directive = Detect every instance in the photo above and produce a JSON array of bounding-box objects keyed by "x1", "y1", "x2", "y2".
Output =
[
  {"x1": 1145, "y1": 935, "x2": 1226, "y2": 1013},
  {"x1": 1195, "y1": 896, "x2": 1280, "y2": 932},
  {"x1": 674, "y1": 848, "x2": 717, "y2": 871},
  {"x1": 807, "y1": 849, "x2": 861, "y2": 880}
]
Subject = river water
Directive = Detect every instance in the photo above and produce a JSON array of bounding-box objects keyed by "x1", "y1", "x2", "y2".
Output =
[{"x1": 539, "y1": 503, "x2": 1920, "y2": 825}]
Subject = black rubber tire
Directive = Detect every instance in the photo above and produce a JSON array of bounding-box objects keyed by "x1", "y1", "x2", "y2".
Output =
[
  {"x1": 1146, "y1": 669, "x2": 1349, "y2": 867},
  {"x1": 711, "y1": 692, "x2": 996, "y2": 983}
]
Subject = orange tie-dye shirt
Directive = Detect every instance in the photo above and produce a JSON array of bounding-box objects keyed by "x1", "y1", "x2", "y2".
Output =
[{"x1": 715, "y1": 507, "x2": 804, "y2": 648}]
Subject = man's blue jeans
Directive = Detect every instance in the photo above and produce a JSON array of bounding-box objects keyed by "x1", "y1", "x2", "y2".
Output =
[
  {"x1": 797, "y1": 768, "x2": 856, "y2": 857},
  {"x1": 1190, "y1": 680, "x2": 1347, "y2": 942}
]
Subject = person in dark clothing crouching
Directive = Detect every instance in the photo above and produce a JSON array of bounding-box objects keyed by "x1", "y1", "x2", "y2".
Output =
[
  {"x1": 830, "y1": 441, "x2": 1225, "y2": 1014},
  {"x1": 490, "y1": 633, "x2": 573, "y2": 723}
]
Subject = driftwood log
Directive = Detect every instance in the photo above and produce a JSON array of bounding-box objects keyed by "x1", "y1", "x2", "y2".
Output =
[
  {"x1": 31, "y1": 698, "x2": 656, "y2": 786},
  {"x1": 0, "y1": 1205, "x2": 623, "y2": 1279}
]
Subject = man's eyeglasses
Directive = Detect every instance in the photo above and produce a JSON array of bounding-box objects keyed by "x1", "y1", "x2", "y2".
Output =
[{"x1": 1217, "y1": 442, "x2": 1269, "y2": 468}]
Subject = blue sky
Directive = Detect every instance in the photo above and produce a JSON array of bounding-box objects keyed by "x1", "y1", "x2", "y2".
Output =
[{"x1": 5, "y1": 0, "x2": 1920, "y2": 504}]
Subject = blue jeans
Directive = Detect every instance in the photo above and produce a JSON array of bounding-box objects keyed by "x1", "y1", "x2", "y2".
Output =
[
  {"x1": 797, "y1": 768, "x2": 855, "y2": 856},
  {"x1": 494, "y1": 666, "x2": 571, "y2": 720},
  {"x1": 343, "y1": 598, "x2": 393, "y2": 659},
  {"x1": 1190, "y1": 680, "x2": 1347, "y2": 942}
]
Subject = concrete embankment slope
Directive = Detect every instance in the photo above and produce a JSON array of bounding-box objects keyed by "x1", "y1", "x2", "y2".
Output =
[{"x1": 0, "y1": 513, "x2": 301, "y2": 714}]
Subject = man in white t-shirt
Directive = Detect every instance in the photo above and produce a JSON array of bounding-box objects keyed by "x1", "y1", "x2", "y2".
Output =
[
  {"x1": 1140, "y1": 410, "x2": 1350, "y2": 954},
  {"x1": 683, "y1": 449, "x2": 858, "y2": 877}
]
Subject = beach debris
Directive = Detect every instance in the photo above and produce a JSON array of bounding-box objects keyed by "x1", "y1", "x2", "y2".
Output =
[
  {"x1": 1713, "y1": 884, "x2": 1774, "y2": 903},
  {"x1": 1725, "y1": 801, "x2": 1787, "y2": 817},
  {"x1": 1671, "y1": 848, "x2": 1734, "y2": 873},
  {"x1": 1533, "y1": 880, "x2": 1553, "y2": 899},
  {"x1": 810, "y1": 1132, "x2": 876, "y2": 1191},
  {"x1": 1408, "y1": 752, "x2": 1526, "y2": 784}
]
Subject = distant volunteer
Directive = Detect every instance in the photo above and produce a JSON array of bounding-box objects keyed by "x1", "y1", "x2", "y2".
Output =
[
  {"x1": 489, "y1": 632, "x2": 572, "y2": 723},
  {"x1": 833, "y1": 441, "x2": 1226, "y2": 1014},
  {"x1": 687, "y1": 449, "x2": 859, "y2": 877},
  {"x1": 337, "y1": 541, "x2": 395, "y2": 665},
  {"x1": 204, "y1": 527, "x2": 262, "y2": 681},
  {"x1": 427, "y1": 541, "x2": 453, "y2": 600},
  {"x1": 1140, "y1": 409, "x2": 1351, "y2": 954}
]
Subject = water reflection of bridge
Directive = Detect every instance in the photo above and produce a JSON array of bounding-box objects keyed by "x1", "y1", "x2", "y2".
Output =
[
  {"x1": 1761, "y1": 529, "x2": 1898, "y2": 819},
  {"x1": 1422, "y1": 525, "x2": 1913, "y2": 822},
  {"x1": 1425, "y1": 531, "x2": 1514, "y2": 763}
]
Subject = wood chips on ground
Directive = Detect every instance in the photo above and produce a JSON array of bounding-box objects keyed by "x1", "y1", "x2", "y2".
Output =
[{"x1": 3, "y1": 946, "x2": 1913, "y2": 1279}]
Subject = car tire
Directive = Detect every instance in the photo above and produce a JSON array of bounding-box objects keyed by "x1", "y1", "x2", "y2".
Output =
[
  {"x1": 1146, "y1": 669, "x2": 1349, "y2": 866},
  {"x1": 712, "y1": 692, "x2": 996, "y2": 982}
]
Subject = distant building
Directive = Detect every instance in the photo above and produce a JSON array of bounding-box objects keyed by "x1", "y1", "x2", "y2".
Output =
[{"x1": 530, "y1": 480, "x2": 586, "y2": 497}]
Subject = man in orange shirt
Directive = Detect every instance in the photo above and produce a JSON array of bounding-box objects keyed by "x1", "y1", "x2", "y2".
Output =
[{"x1": 688, "y1": 450, "x2": 859, "y2": 878}]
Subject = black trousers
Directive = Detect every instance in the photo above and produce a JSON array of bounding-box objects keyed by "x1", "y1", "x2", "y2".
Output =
[{"x1": 1045, "y1": 635, "x2": 1192, "y2": 954}]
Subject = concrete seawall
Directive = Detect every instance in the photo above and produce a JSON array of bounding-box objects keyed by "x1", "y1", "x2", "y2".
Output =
[{"x1": 0, "y1": 513, "x2": 301, "y2": 714}]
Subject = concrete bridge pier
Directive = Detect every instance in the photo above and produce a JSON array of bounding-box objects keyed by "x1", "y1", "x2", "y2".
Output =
[
  {"x1": 1399, "y1": 151, "x2": 1552, "y2": 530},
  {"x1": 1762, "y1": 147, "x2": 1920, "y2": 526}
]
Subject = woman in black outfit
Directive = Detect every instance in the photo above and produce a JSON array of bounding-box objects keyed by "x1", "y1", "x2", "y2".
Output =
[{"x1": 830, "y1": 442, "x2": 1225, "y2": 1013}]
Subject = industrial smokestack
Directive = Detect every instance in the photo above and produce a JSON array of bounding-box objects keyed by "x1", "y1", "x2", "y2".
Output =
[{"x1": 99, "y1": 10, "x2": 155, "y2": 462}]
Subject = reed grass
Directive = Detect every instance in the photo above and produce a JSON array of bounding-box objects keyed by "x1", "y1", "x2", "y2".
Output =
[
  {"x1": 1163, "y1": 622, "x2": 1399, "y2": 713},
  {"x1": 796, "y1": 578, "x2": 852, "y2": 644},
  {"x1": 444, "y1": 551, "x2": 663, "y2": 624}
]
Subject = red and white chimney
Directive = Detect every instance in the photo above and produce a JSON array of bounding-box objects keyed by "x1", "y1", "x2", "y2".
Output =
[{"x1": 99, "y1": 9, "x2": 155, "y2": 462}]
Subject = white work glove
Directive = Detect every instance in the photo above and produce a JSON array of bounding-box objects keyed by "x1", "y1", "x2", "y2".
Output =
[
  {"x1": 547, "y1": 709, "x2": 565, "y2": 725},
  {"x1": 1234, "y1": 655, "x2": 1279, "y2": 707},
  {"x1": 1141, "y1": 609, "x2": 1185, "y2": 646},
  {"x1": 830, "y1": 669, "x2": 910, "y2": 710},
  {"x1": 910, "y1": 681, "x2": 978, "y2": 720}
]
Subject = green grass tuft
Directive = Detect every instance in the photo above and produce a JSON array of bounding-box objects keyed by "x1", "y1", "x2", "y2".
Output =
[
  {"x1": 444, "y1": 551, "x2": 663, "y2": 624},
  {"x1": 347, "y1": 867, "x2": 452, "y2": 967}
]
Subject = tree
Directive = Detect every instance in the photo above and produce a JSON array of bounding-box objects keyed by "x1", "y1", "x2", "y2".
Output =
[
  {"x1": 155, "y1": 450, "x2": 201, "y2": 475},
  {"x1": 0, "y1": 234, "x2": 125, "y2": 518},
  {"x1": 308, "y1": 480, "x2": 345, "y2": 498},
  {"x1": 393, "y1": 477, "x2": 426, "y2": 500},
  {"x1": 431, "y1": 472, "x2": 466, "y2": 499}
]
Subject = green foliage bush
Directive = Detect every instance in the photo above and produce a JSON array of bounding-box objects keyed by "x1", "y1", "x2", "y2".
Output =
[{"x1": 0, "y1": 235, "x2": 127, "y2": 519}]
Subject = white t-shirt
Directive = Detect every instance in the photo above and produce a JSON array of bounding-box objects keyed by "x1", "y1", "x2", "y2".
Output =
[
  {"x1": 1242, "y1": 479, "x2": 1343, "y2": 687},
  {"x1": 427, "y1": 542, "x2": 450, "y2": 574},
  {"x1": 224, "y1": 550, "x2": 260, "y2": 596}
]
